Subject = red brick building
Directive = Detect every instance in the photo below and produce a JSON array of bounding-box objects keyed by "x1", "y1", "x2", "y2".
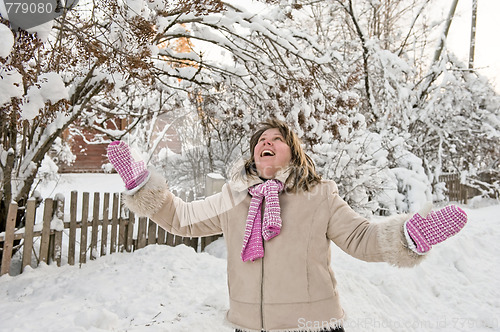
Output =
[{"x1": 59, "y1": 117, "x2": 182, "y2": 173}]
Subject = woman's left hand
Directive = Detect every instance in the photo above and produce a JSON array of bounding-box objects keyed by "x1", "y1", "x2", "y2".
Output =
[{"x1": 405, "y1": 204, "x2": 468, "y2": 253}]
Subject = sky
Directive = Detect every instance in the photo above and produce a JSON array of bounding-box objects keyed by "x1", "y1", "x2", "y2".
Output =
[{"x1": 445, "y1": 0, "x2": 500, "y2": 93}]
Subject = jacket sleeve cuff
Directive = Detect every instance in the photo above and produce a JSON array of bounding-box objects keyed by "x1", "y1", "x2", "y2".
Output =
[
  {"x1": 403, "y1": 220, "x2": 428, "y2": 255},
  {"x1": 122, "y1": 169, "x2": 170, "y2": 218},
  {"x1": 377, "y1": 214, "x2": 427, "y2": 267},
  {"x1": 123, "y1": 170, "x2": 152, "y2": 195}
]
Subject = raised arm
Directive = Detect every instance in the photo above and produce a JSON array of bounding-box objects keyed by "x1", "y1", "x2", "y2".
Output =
[
  {"x1": 107, "y1": 141, "x2": 229, "y2": 237},
  {"x1": 122, "y1": 171, "x2": 228, "y2": 237},
  {"x1": 325, "y1": 181, "x2": 467, "y2": 268}
]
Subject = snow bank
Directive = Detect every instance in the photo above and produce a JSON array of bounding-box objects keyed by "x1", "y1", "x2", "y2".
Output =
[
  {"x1": 0, "y1": 245, "x2": 230, "y2": 332},
  {"x1": 334, "y1": 203, "x2": 500, "y2": 331}
]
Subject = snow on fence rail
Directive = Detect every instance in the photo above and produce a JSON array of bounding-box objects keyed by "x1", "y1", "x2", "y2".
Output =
[{"x1": 0, "y1": 188, "x2": 222, "y2": 277}]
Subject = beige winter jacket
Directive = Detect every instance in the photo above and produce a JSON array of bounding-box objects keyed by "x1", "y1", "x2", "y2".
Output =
[{"x1": 124, "y1": 168, "x2": 425, "y2": 332}]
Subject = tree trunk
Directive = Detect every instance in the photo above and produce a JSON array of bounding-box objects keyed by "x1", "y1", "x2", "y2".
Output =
[
  {"x1": 414, "y1": 0, "x2": 459, "y2": 109},
  {"x1": 344, "y1": 0, "x2": 375, "y2": 119}
]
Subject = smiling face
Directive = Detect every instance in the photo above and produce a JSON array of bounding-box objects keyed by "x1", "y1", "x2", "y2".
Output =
[{"x1": 253, "y1": 128, "x2": 292, "y2": 179}]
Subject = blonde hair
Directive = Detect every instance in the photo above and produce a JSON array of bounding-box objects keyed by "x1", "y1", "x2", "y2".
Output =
[{"x1": 244, "y1": 118, "x2": 322, "y2": 192}]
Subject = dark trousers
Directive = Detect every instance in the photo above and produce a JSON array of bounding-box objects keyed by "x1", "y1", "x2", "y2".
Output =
[{"x1": 235, "y1": 327, "x2": 345, "y2": 332}]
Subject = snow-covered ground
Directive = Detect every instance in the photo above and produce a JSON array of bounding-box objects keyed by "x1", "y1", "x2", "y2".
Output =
[{"x1": 1, "y1": 174, "x2": 499, "y2": 332}]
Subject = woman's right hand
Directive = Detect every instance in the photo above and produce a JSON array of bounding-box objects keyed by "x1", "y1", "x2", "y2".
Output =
[{"x1": 106, "y1": 141, "x2": 150, "y2": 192}]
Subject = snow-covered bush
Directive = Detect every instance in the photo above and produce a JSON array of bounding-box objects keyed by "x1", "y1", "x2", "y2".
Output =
[{"x1": 35, "y1": 137, "x2": 75, "y2": 183}]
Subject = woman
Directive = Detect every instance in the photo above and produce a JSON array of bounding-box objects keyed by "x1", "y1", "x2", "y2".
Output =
[{"x1": 107, "y1": 118, "x2": 467, "y2": 332}]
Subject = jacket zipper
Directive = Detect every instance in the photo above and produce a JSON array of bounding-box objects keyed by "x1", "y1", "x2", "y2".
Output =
[
  {"x1": 260, "y1": 203, "x2": 265, "y2": 331},
  {"x1": 261, "y1": 240, "x2": 265, "y2": 331}
]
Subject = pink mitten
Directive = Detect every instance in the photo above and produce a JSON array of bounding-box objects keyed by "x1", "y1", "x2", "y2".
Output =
[
  {"x1": 106, "y1": 141, "x2": 150, "y2": 191},
  {"x1": 405, "y1": 205, "x2": 467, "y2": 253}
]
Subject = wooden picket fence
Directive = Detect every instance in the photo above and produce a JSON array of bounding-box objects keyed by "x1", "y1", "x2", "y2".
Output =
[
  {"x1": 438, "y1": 173, "x2": 471, "y2": 204},
  {"x1": 0, "y1": 189, "x2": 221, "y2": 277}
]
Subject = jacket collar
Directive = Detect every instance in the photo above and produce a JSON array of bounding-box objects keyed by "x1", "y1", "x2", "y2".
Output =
[{"x1": 228, "y1": 158, "x2": 291, "y2": 192}]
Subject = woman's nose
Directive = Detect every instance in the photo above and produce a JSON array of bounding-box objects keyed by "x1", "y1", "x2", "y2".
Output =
[{"x1": 262, "y1": 139, "x2": 272, "y2": 146}]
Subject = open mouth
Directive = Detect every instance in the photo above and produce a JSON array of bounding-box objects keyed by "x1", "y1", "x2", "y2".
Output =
[{"x1": 261, "y1": 150, "x2": 275, "y2": 157}]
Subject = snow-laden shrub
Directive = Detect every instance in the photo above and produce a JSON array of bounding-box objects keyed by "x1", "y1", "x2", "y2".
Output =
[
  {"x1": 35, "y1": 137, "x2": 75, "y2": 183},
  {"x1": 312, "y1": 114, "x2": 429, "y2": 216}
]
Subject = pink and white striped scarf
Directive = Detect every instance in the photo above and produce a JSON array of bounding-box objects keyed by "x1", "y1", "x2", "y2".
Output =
[{"x1": 241, "y1": 179, "x2": 284, "y2": 262}]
